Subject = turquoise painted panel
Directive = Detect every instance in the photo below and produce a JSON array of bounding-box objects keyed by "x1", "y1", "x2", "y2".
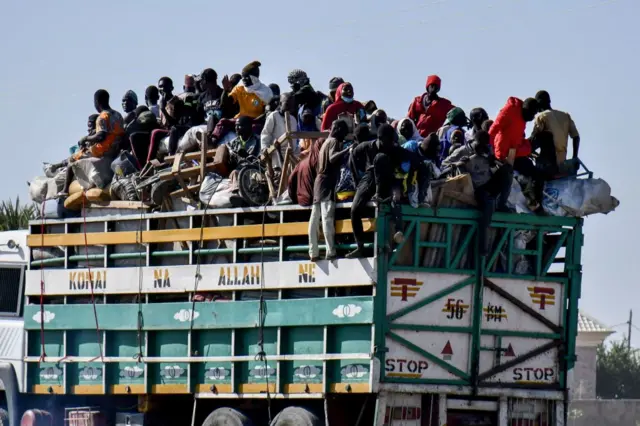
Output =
[
  {"x1": 69, "y1": 363, "x2": 103, "y2": 387},
  {"x1": 29, "y1": 362, "x2": 64, "y2": 388},
  {"x1": 150, "y1": 331, "x2": 188, "y2": 385},
  {"x1": 193, "y1": 330, "x2": 232, "y2": 389},
  {"x1": 106, "y1": 332, "x2": 144, "y2": 386},
  {"x1": 328, "y1": 326, "x2": 372, "y2": 385},
  {"x1": 27, "y1": 331, "x2": 64, "y2": 357},
  {"x1": 282, "y1": 327, "x2": 324, "y2": 385},
  {"x1": 237, "y1": 329, "x2": 277, "y2": 386},
  {"x1": 23, "y1": 297, "x2": 374, "y2": 330}
]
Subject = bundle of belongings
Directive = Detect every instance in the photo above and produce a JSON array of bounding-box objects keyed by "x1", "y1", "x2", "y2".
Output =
[{"x1": 29, "y1": 66, "x2": 618, "y2": 249}]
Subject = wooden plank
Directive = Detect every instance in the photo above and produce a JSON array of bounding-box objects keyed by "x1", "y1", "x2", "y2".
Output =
[
  {"x1": 151, "y1": 384, "x2": 189, "y2": 394},
  {"x1": 277, "y1": 147, "x2": 292, "y2": 198},
  {"x1": 27, "y1": 218, "x2": 376, "y2": 247},
  {"x1": 158, "y1": 162, "x2": 217, "y2": 182},
  {"x1": 170, "y1": 183, "x2": 201, "y2": 197},
  {"x1": 164, "y1": 149, "x2": 216, "y2": 164},
  {"x1": 200, "y1": 131, "x2": 208, "y2": 185},
  {"x1": 85, "y1": 201, "x2": 152, "y2": 210}
]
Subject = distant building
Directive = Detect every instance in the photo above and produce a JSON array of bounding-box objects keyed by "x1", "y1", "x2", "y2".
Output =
[{"x1": 570, "y1": 310, "x2": 614, "y2": 400}]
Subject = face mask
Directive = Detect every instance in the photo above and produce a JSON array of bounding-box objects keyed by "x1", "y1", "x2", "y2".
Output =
[{"x1": 341, "y1": 96, "x2": 353, "y2": 103}]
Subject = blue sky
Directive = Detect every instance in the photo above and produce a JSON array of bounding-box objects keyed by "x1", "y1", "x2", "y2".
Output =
[{"x1": 0, "y1": 0, "x2": 637, "y2": 341}]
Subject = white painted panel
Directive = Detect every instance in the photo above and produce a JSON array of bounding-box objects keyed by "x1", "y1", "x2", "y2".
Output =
[
  {"x1": 481, "y1": 338, "x2": 559, "y2": 385},
  {"x1": 385, "y1": 337, "x2": 463, "y2": 381},
  {"x1": 25, "y1": 258, "x2": 375, "y2": 295}
]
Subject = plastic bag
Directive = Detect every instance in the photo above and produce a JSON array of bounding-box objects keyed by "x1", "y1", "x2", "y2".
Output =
[
  {"x1": 542, "y1": 177, "x2": 619, "y2": 217},
  {"x1": 178, "y1": 125, "x2": 207, "y2": 153},
  {"x1": 199, "y1": 174, "x2": 233, "y2": 206},
  {"x1": 506, "y1": 177, "x2": 533, "y2": 214},
  {"x1": 28, "y1": 172, "x2": 66, "y2": 203},
  {"x1": 72, "y1": 157, "x2": 113, "y2": 190}
]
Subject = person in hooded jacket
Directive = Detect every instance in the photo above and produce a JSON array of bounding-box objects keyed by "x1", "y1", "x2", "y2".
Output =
[
  {"x1": 489, "y1": 96, "x2": 543, "y2": 205},
  {"x1": 321, "y1": 82, "x2": 366, "y2": 131},
  {"x1": 397, "y1": 118, "x2": 422, "y2": 145},
  {"x1": 407, "y1": 75, "x2": 455, "y2": 137},
  {"x1": 220, "y1": 61, "x2": 273, "y2": 119},
  {"x1": 368, "y1": 109, "x2": 388, "y2": 138},
  {"x1": 437, "y1": 107, "x2": 469, "y2": 164}
]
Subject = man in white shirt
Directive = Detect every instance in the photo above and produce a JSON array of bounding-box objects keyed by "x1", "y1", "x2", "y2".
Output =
[{"x1": 260, "y1": 92, "x2": 298, "y2": 168}]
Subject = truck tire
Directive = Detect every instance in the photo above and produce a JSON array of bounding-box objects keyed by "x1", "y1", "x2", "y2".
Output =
[
  {"x1": 270, "y1": 407, "x2": 320, "y2": 426},
  {"x1": 20, "y1": 409, "x2": 52, "y2": 426},
  {"x1": 201, "y1": 407, "x2": 254, "y2": 426},
  {"x1": 0, "y1": 409, "x2": 8, "y2": 426}
]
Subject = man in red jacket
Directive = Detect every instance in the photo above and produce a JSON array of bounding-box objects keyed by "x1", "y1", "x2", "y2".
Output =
[
  {"x1": 407, "y1": 75, "x2": 454, "y2": 137},
  {"x1": 489, "y1": 96, "x2": 542, "y2": 206}
]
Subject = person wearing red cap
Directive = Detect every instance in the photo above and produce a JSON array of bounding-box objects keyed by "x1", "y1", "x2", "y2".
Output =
[{"x1": 407, "y1": 75, "x2": 455, "y2": 138}]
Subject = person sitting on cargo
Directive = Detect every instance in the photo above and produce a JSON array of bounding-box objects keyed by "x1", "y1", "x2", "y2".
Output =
[
  {"x1": 288, "y1": 69, "x2": 323, "y2": 117},
  {"x1": 369, "y1": 109, "x2": 389, "y2": 137},
  {"x1": 58, "y1": 92, "x2": 125, "y2": 197},
  {"x1": 466, "y1": 107, "x2": 489, "y2": 142},
  {"x1": 178, "y1": 74, "x2": 197, "y2": 101},
  {"x1": 489, "y1": 96, "x2": 542, "y2": 205},
  {"x1": 321, "y1": 82, "x2": 366, "y2": 131},
  {"x1": 261, "y1": 92, "x2": 299, "y2": 166},
  {"x1": 444, "y1": 130, "x2": 513, "y2": 254},
  {"x1": 531, "y1": 90, "x2": 581, "y2": 173},
  {"x1": 197, "y1": 68, "x2": 224, "y2": 125},
  {"x1": 158, "y1": 76, "x2": 176, "y2": 128},
  {"x1": 407, "y1": 74, "x2": 455, "y2": 137},
  {"x1": 347, "y1": 124, "x2": 424, "y2": 258},
  {"x1": 399, "y1": 133, "x2": 441, "y2": 200},
  {"x1": 309, "y1": 119, "x2": 351, "y2": 262},
  {"x1": 437, "y1": 107, "x2": 469, "y2": 165},
  {"x1": 126, "y1": 106, "x2": 161, "y2": 166},
  {"x1": 228, "y1": 116, "x2": 260, "y2": 168},
  {"x1": 266, "y1": 83, "x2": 281, "y2": 114},
  {"x1": 145, "y1": 85, "x2": 160, "y2": 119},
  {"x1": 321, "y1": 77, "x2": 345, "y2": 115},
  {"x1": 121, "y1": 90, "x2": 138, "y2": 126},
  {"x1": 221, "y1": 61, "x2": 273, "y2": 119},
  {"x1": 397, "y1": 118, "x2": 422, "y2": 145}
]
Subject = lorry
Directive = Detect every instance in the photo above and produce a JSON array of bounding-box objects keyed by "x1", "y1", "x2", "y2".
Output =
[{"x1": 0, "y1": 189, "x2": 584, "y2": 425}]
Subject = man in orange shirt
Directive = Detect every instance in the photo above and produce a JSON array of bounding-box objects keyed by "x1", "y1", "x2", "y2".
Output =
[{"x1": 78, "y1": 89, "x2": 124, "y2": 158}]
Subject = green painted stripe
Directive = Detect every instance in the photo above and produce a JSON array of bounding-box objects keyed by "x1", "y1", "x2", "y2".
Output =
[
  {"x1": 395, "y1": 206, "x2": 580, "y2": 227},
  {"x1": 24, "y1": 297, "x2": 374, "y2": 331},
  {"x1": 387, "y1": 276, "x2": 474, "y2": 322},
  {"x1": 387, "y1": 331, "x2": 469, "y2": 380}
]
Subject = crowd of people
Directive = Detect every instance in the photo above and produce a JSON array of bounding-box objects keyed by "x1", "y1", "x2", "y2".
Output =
[{"x1": 52, "y1": 60, "x2": 582, "y2": 261}]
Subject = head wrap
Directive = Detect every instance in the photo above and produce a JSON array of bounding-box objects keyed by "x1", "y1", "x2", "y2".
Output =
[
  {"x1": 329, "y1": 77, "x2": 344, "y2": 91},
  {"x1": 287, "y1": 69, "x2": 309, "y2": 87},
  {"x1": 242, "y1": 61, "x2": 261, "y2": 77},
  {"x1": 444, "y1": 107, "x2": 467, "y2": 126},
  {"x1": 123, "y1": 90, "x2": 138, "y2": 104},
  {"x1": 426, "y1": 75, "x2": 442, "y2": 90}
]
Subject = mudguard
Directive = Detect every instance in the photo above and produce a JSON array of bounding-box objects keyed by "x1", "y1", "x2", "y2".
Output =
[{"x1": 0, "y1": 363, "x2": 18, "y2": 426}]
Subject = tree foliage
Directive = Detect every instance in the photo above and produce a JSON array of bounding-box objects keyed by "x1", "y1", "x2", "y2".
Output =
[
  {"x1": 596, "y1": 338, "x2": 640, "y2": 399},
  {"x1": 0, "y1": 197, "x2": 35, "y2": 231}
]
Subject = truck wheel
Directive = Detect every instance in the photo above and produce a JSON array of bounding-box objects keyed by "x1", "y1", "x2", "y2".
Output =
[
  {"x1": 201, "y1": 407, "x2": 254, "y2": 426},
  {"x1": 270, "y1": 407, "x2": 320, "y2": 426},
  {"x1": 20, "y1": 409, "x2": 52, "y2": 426},
  {"x1": 0, "y1": 409, "x2": 8, "y2": 426}
]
